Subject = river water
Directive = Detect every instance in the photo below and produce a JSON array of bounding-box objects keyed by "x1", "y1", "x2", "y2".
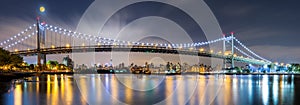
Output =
[{"x1": 1, "y1": 74, "x2": 298, "y2": 105}]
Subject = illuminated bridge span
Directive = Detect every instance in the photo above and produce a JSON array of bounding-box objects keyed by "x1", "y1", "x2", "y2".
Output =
[{"x1": 0, "y1": 21, "x2": 272, "y2": 68}]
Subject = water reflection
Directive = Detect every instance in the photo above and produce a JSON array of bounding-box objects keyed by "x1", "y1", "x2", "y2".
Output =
[
  {"x1": 1, "y1": 74, "x2": 297, "y2": 105},
  {"x1": 3, "y1": 74, "x2": 87, "y2": 105}
]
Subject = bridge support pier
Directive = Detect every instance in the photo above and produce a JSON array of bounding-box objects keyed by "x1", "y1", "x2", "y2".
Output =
[{"x1": 42, "y1": 54, "x2": 47, "y2": 70}]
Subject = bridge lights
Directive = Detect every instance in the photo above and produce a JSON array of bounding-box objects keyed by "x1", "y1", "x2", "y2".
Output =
[
  {"x1": 97, "y1": 43, "x2": 101, "y2": 46},
  {"x1": 199, "y1": 48, "x2": 204, "y2": 52},
  {"x1": 168, "y1": 44, "x2": 172, "y2": 48},
  {"x1": 179, "y1": 47, "x2": 183, "y2": 49},
  {"x1": 14, "y1": 49, "x2": 18, "y2": 52},
  {"x1": 218, "y1": 51, "x2": 222, "y2": 54},
  {"x1": 224, "y1": 52, "x2": 229, "y2": 56},
  {"x1": 66, "y1": 44, "x2": 70, "y2": 48},
  {"x1": 51, "y1": 45, "x2": 55, "y2": 49},
  {"x1": 286, "y1": 64, "x2": 291, "y2": 67}
]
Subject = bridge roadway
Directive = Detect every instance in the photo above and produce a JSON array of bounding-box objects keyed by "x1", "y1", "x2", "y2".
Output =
[{"x1": 11, "y1": 45, "x2": 270, "y2": 65}]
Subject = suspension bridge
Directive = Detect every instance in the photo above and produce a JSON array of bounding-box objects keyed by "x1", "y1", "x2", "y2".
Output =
[{"x1": 0, "y1": 20, "x2": 272, "y2": 70}]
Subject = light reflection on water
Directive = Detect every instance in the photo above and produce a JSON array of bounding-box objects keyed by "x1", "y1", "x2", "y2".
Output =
[{"x1": 1, "y1": 74, "x2": 297, "y2": 105}]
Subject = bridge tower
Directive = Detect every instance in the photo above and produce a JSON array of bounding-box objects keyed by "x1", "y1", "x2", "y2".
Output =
[
  {"x1": 223, "y1": 34, "x2": 226, "y2": 69},
  {"x1": 36, "y1": 17, "x2": 46, "y2": 71},
  {"x1": 230, "y1": 32, "x2": 234, "y2": 68},
  {"x1": 223, "y1": 32, "x2": 235, "y2": 69}
]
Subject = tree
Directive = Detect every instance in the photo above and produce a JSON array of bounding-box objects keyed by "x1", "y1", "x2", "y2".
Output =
[
  {"x1": 10, "y1": 54, "x2": 23, "y2": 66},
  {"x1": 0, "y1": 48, "x2": 11, "y2": 66},
  {"x1": 0, "y1": 48, "x2": 23, "y2": 70},
  {"x1": 290, "y1": 63, "x2": 300, "y2": 72},
  {"x1": 29, "y1": 64, "x2": 35, "y2": 70},
  {"x1": 47, "y1": 60, "x2": 59, "y2": 70}
]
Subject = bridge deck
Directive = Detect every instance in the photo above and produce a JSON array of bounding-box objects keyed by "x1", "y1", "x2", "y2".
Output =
[{"x1": 12, "y1": 45, "x2": 270, "y2": 65}]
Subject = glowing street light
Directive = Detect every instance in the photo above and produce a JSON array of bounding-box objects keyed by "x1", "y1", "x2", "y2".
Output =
[
  {"x1": 66, "y1": 44, "x2": 70, "y2": 48},
  {"x1": 233, "y1": 54, "x2": 237, "y2": 57},
  {"x1": 218, "y1": 51, "x2": 222, "y2": 54},
  {"x1": 199, "y1": 48, "x2": 204, "y2": 52},
  {"x1": 224, "y1": 52, "x2": 229, "y2": 56},
  {"x1": 189, "y1": 47, "x2": 194, "y2": 51}
]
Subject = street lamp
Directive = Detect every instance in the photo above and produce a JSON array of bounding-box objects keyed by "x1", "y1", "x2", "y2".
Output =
[
  {"x1": 233, "y1": 54, "x2": 237, "y2": 57},
  {"x1": 66, "y1": 44, "x2": 70, "y2": 48},
  {"x1": 189, "y1": 47, "x2": 194, "y2": 51},
  {"x1": 218, "y1": 51, "x2": 222, "y2": 54},
  {"x1": 199, "y1": 48, "x2": 204, "y2": 52}
]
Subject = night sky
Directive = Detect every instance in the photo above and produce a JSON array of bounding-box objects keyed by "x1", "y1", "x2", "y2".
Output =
[{"x1": 0, "y1": 0, "x2": 299, "y2": 63}]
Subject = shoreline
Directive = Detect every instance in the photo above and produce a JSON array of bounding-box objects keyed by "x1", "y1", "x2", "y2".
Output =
[{"x1": 1, "y1": 71, "x2": 299, "y2": 76}]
